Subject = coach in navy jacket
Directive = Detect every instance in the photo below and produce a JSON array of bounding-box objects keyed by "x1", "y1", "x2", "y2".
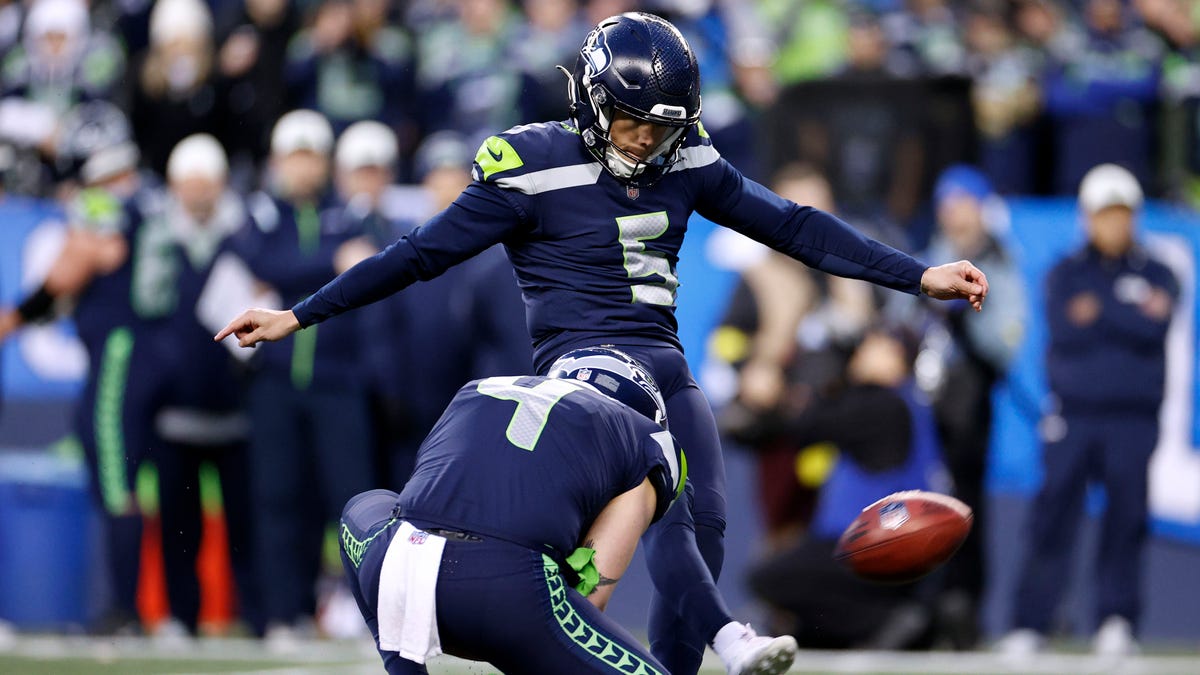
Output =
[{"x1": 1002, "y1": 164, "x2": 1178, "y2": 658}]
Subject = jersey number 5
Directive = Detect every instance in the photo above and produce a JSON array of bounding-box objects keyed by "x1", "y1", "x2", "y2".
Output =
[
  {"x1": 477, "y1": 377, "x2": 585, "y2": 451},
  {"x1": 617, "y1": 212, "x2": 678, "y2": 306}
]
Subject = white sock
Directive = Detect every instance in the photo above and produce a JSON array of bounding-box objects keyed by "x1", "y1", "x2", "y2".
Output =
[{"x1": 712, "y1": 621, "x2": 750, "y2": 660}]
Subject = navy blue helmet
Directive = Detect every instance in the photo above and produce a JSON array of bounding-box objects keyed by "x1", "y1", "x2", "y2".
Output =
[
  {"x1": 548, "y1": 346, "x2": 669, "y2": 431},
  {"x1": 561, "y1": 12, "x2": 701, "y2": 186}
]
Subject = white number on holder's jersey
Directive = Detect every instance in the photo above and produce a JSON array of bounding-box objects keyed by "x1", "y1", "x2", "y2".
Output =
[
  {"x1": 617, "y1": 212, "x2": 678, "y2": 306},
  {"x1": 477, "y1": 377, "x2": 587, "y2": 451}
]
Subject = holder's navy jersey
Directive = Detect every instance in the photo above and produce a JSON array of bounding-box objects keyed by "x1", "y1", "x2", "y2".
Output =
[
  {"x1": 294, "y1": 121, "x2": 927, "y2": 365},
  {"x1": 396, "y1": 375, "x2": 683, "y2": 557}
]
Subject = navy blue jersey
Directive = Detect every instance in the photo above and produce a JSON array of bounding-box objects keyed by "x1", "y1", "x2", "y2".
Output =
[
  {"x1": 1045, "y1": 244, "x2": 1179, "y2": 414},
  {"x1": 72, "y1": 186, "x2": 178, "y2": 351},
  {"x1": 228, "y1": 191, "x2": 365, "y2": 387},
  {"x1": 293, "y1": 121, "x2": 928, "y2": 365},
  {"x1": 397, "y1": 375, "x2": 683, "y2": 557}
]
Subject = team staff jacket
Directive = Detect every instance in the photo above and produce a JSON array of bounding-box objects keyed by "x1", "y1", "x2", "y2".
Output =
[
  {"x1": 397, "y1": 375, "x2": 684, "y2": 559},
  {"x1": 1045, "y1": 244, "x2": 1179, "y2": 416},
  {"x1": 294, "y1": 121, "x2": 929, "y2": 366}
]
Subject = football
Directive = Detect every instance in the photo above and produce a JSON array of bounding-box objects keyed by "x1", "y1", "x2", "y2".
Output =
[{"x1": 834, "y1": 490, "x2": 973, "y2": 584}]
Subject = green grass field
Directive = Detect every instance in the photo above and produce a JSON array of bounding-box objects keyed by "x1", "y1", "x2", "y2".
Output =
[{"x1": 4, "y1": 634, "x2": 1200, "y2": 675}]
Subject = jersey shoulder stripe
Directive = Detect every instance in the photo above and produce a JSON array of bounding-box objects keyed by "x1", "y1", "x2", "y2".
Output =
[
  {"x1": 472, "y1": 121, "x2": 602, "y2": 195},
  {"x1": 668, "y1": 120, "x2": 721, "y2": 174}
]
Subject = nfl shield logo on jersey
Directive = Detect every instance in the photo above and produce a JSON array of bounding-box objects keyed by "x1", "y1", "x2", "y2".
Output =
[
  {"x1": 878, "y1": 501, "x2": 910, "y2": 531},
  {"x1": 626, "y1": 186, "x2": 640, "y2": 200},
  {"x1": 409, "y1": 530, "x2": 430, "y2": 545}
]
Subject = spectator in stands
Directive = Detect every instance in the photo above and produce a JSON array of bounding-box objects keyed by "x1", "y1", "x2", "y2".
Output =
[
  {"x1": 755, "y1": 0, "x2": 849, "y2": 85},
  {"x1": 0, "y1": 0, "x2": 126, "y2": 194},
  {"x1": 284, "y1": 0, "x2": 415, "y2": 142},
  {"x1": 964, "y1": 0, "x2": 1045, "y2": 195},
  {"x1": 783, "y1": 8, "x2": 926, "y2": 241},
  {"x1": 1042, "y1": 0, "x2": 1164, "y2": 194},
  {"x1": 743, "y1": 325, "x2": 946, "y2": 650},
  {"x1": 413, "y1": 0, "x2": 538, "y2": 149},
  {"x1": 213, "y1": 0, "x2": 301, "y2": 187},
  {"x1": 130, "y1": 0, "x2": 220, "y2": 177},
  {"x1": 997, "y1": 164, "x2": 1178, "y2": 658},
  {"x1": 154, "y1": 134, "x2": 258, "y2": 639},
  {"x1": 914, "y1": 165, "x2": 1026, "y2": 649},
  {"x1": 513, "y1": 0, "x2": 587, "y2": 123},
  {"x1": 886, "y1": 0, "x2": 968, "y2": 77},
  {"x1": 1138, "y1": 0, "x2": 1200, "y2": 208},
  {"x1": 227, "y1": 110, "x2": 376, "y2": 646}
]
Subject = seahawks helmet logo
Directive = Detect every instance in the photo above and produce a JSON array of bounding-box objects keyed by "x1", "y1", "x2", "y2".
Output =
[{"x1": 582, "y1": 29, "x2": 611, "y2": 76}]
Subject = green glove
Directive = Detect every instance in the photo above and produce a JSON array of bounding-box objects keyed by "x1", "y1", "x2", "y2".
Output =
[{"x1": 566, "y1": 546, "x2": 600, "y2": 596}]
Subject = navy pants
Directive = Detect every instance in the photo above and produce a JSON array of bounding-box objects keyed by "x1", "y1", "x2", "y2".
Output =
[
  {"x1": 339, "y1": 490, "x2": 669, "y2": 675},
  {"x1": 248, "y1": 373, "x2": 375, "y2": 625},
  {"x1": 156, "y1": 437, "x2": 258, "y2": 633},
  {"x1": 76, "y1": 327, "x2": 167, "y2": 627},
  {"x1": 1014, "y1": 412, "x2": 1158, "y2": 633},
  {"x1": 539, "y1": 342, "x2": 731, "y2": 674}
]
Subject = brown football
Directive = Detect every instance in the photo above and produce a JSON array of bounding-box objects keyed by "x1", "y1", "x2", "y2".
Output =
[{"x1": 834, "y1": 490, "x2": 973, "y2": 583}]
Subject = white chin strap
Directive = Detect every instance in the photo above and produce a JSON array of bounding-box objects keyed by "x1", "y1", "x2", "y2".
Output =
[
  {"x1": 605, "y1": 146, "x2": 642, "y2": 179},
  {"x1": 602, "y1": 126, "x2": 686, "y2": 181}
]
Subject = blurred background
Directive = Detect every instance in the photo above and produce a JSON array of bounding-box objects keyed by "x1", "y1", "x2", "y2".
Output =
[{"x1": 1, "y1": 0, "x2": 1200, "y2": 668}]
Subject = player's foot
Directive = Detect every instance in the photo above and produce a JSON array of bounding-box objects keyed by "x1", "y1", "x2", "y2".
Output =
[
  {"x1": 994, "y1": 628, "x2": 1045, "y2": 658},
  {"x1": 714, "y1": 622, "x2": 797, "y2": 675},
  {"x1": 1093, "y1": 615, "x2": 1139, "y2": 657}
]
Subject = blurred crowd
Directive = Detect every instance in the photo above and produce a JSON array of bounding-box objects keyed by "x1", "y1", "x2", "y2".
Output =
[{"x1": 0, "y1": 0, "x2": 1192, "y2": 658}]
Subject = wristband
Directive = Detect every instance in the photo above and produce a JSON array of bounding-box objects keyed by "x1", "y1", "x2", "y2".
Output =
[{"x1": 16, "y1": 285, "x2": 54, "y2": 323}]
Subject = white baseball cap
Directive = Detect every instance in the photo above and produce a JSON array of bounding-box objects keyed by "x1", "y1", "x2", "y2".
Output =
[
  {"x1": 167, "y1": 133, "x2": 228, "y2": 182},
  {"x1": 25, "y1": 0, "x2": 89, "y2": 41},
  {"x1": 1079, "y1": 163, "x2": 1143, "y2": 214},
  {"x1": 271, "y1": 110, "x2": 334, "y2": 157},
  {"x1": 149, "y1": 0, "x2": 212, "y2": 45},
  {"x1": 335, "y1": 121, "x2": 398, "y2": 171}
]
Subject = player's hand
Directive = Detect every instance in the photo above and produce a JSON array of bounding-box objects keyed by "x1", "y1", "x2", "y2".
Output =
[
  {"x1": 214, "y1": 308, "x2": 300, "y2": 347},
  {"x1": 920, "y1": 260, "x2": 989, "y2": 311}
]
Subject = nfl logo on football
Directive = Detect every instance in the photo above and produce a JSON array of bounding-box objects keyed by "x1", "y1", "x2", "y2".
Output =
[{"x1": 879, "y1": 502, "x2": 910, "y2": 531}]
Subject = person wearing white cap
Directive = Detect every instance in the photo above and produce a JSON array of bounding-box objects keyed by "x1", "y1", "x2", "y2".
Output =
[
  {"x1": 0, "y1": 0, "x2": 125, "y2": 192},
  {"x1": 334, "y1": 120, "x2": 398, "y2": 232},
  {"x1": 149, "y1": 133, "x2": 258, "y2": 639},
  {"x1": 0, "y1": 115, "x2": 200, "y2": 640},
  {"x1": 131, "y1": 0, "x2": 218, "y2": 176},
  {"x1": 997, "y1": 163, "x2": 1179, "y2": 659},
  {"x1": 228, "y1": 109, "x2": 376, "y2": 645}
]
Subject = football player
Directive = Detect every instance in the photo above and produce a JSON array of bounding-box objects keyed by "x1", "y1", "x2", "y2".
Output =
[
  {"x1": 340, "y1": 347, "x2": 796, "y2": 674},
  {"x1": 0, "y1": 102, "x2": 171, "y2": 635},
  {"x1": 218, "y1": 12, "x2": 988, "y2": 673}
]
